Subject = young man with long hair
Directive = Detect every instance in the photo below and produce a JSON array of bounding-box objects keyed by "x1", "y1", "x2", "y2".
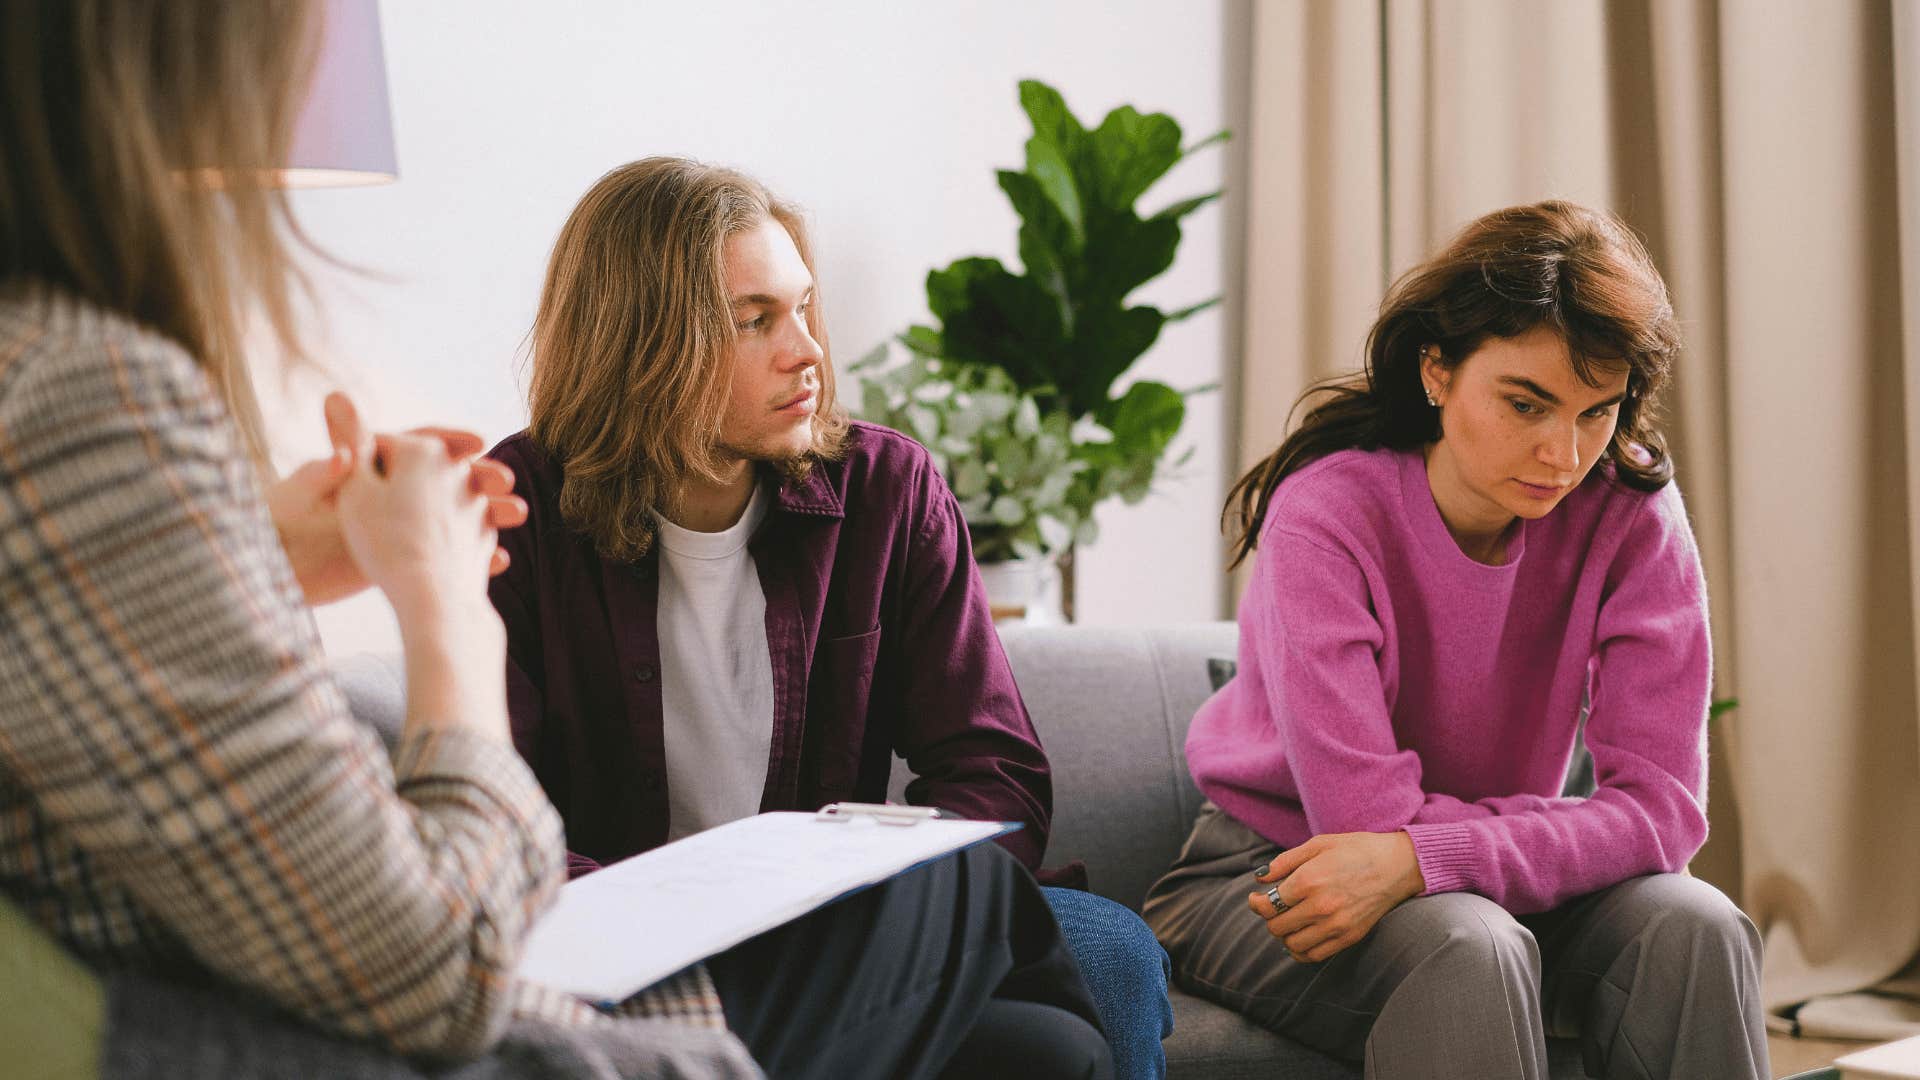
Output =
[{"x1": 489, "y1": 156, "x2": 1174, "y2": 1079}]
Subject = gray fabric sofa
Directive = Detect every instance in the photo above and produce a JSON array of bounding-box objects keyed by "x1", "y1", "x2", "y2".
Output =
[
  {"x1": 335, "y1": 622, "x2": 1589, "y2": 1079},
  {"x1": 941, "y1": 622, "x2": 1587, "y2": 1080}
]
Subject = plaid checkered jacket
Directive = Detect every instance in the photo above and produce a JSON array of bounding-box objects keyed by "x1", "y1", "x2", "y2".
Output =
[{"x1": 0, "y1": 291, "x2": 722, "y2": 1058}]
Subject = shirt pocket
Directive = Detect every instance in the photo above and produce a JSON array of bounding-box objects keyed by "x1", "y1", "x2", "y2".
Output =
[{"x1": 809, "y1": 626, "x2": 882, "y2": 796}]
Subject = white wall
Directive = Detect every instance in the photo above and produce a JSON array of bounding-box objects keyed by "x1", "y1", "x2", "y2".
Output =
[{"x1": 284, "y1": 0, "x2": 1230, "y2": 654}]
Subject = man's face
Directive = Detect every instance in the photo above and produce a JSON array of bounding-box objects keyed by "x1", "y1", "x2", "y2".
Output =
[{"x1": 716, "y1": 218, "x2": 823, "y2": 465}]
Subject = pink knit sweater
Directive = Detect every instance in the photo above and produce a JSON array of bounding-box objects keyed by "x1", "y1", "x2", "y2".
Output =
[{"x1": 1187, "y1": 447, "x2": 1711, "y2": 914}]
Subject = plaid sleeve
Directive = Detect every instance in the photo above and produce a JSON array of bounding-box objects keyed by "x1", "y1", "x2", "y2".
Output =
[{"x1": 0, "y1": 322, "x2": 572, "y2": 1059}]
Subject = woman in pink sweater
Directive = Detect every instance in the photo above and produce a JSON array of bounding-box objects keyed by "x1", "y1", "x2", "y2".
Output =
[{"x1": 1143, "y1": 201, "x2": 1767, "y2": 1079}]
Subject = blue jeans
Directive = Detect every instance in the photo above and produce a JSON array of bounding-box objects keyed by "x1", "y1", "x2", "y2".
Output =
[{"x1": 1042, "y1": 886, "x2": 1173, "y2": 1080}]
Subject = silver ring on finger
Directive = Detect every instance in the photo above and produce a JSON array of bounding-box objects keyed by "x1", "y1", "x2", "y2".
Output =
[{"x1": 1265, "y1": 885, "x2": 1289, "y2": 914}]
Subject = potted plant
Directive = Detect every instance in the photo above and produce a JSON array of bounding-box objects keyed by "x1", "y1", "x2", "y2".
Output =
[
  {"x1": 855, "y1": 78, "x2": 1225, "y2": 620},
  {"x1": 850, "y1": 344, "x2": 1084, "y2": 620}
]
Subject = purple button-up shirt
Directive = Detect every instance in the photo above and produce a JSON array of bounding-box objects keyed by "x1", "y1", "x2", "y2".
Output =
[{"x1": 486, "y1": 422, "x2": 1052, "y2": 876}]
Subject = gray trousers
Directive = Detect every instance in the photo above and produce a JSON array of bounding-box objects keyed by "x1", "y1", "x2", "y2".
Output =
[{"x1": 1143, "y1": 804, "x2": 1769, "y2": 1080}]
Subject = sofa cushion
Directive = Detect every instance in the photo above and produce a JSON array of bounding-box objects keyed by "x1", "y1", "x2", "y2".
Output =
[
  {"x1": 891, "y1": 622, "x2": 1236, "y2": 911},
  {"x1": 1165, "y1": 988, "x2": 1351, "y2": 1080}
]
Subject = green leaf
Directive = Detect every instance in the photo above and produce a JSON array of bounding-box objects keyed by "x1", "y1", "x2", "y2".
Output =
[
  {"x1": 925, "y1": 257, "x2": 1067, "y2": 389},
  {"x1": 910, "y1": 380, "x2": 954, "y2": 404},
  {"x1": 981, "y1": 394, "x2": 1019, "y2": 426},
  {"x1": 1165, "y1": 296, "x2": 1222, "y2": 323},
  {"x1": 1080, "y1": 212, "x2": 1181, "y2": 309},
  {"x1": 1149, "y1": 190, "x2": 1222, "y2": 223},
  {"x1": 996, "y1": 437, "x2": 1031, "y2": 478},
  {"x1": 900, "y1": 325, "x2": 945, "y2": 358},
  {"x1": 951, "y1": 457, "x2": 989, "y2": 498},
  {"x1": 846, "y1": 341, "x2": 890, "y2": 372},
  {"x1": 904, "y1": 404, "x2": 940, "y2": 444},
  {"x1": 1077, "y1": 380, "x2": 1186, "y2": 489},
  {"x1": 989, "y1": 495, "x2": 1025, "y2": 527},
  {"x1": 1018, "y1": 79, "x2": 1086, "y2": 160},
  {"x1": 1024, "y1": 138, "x2": 1085, "y2": 241},
  {"x1": 926, "y1": 257, "x2": 1006, "y2": 324},
  {"x1": 859, "y1": 379, "x2": 892, "y2": 421},
  {"x1": 1014, "y1": 395, "x2": 1042, "y2": 437},
  {"x1": 1063, "y1": 305, "x2": 1164, "y2": 417},
  {"x1": 998, "y1": 170, "x2": 1077, "y2": 330},
  {"x1": 1036, "y1": 514, "x2": 1071, "y2": 551},
  {"x1": 1105, "y1": 380, "x2": 1185, "y2": 447},
  {"x1": 1184, "y1": 128, "x2": 1231, "y2": 154},
  {"x1": 1084, "y1": 105, "x2": 1183, "y2": 210},
  {"x1": 1036, "y1": 471, "x2": 1073, "y2": 509}
]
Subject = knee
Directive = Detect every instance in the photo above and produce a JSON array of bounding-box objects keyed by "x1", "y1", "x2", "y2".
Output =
[
  {"x1": 944, "y1": 1000, "x2": 1115, "y2": 1080},
  {"x1": 1044, "y1": 888, "x2": 1174, "y2": 1044},
  {"x1": 952, "y1": 840, "x2": 1039, "y2": 906},
  {"x1": 1623, "y1": 874, "x2": 1760, "y2": 964},
  {"x1": 1034, "y1": 1006, "x2": 1116, "y2": 1080},
  {"x1": 1375, "y1": 892, "x2": 1539, "y2": 987},
  {"x1": 1044, "y1": 888, "x2": 1172, "y2": 990}
]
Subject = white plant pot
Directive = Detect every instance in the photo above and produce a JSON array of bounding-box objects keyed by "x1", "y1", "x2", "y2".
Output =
[{"x1": 976, "y1": 556, "x2": 1063, "y2": 625}]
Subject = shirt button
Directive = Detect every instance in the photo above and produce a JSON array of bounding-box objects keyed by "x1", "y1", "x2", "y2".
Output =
[{"x1": 635, "y1": 665, "x2": 656, "y2": 682}]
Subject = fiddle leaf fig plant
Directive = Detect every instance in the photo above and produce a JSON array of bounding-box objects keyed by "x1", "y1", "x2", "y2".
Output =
[
  {"x1": 915, "y1": 80, "x2": 1223, "y2": 423},
  {"x1": 857, "y1": 78, "x2": 1224, "y2": 566}
]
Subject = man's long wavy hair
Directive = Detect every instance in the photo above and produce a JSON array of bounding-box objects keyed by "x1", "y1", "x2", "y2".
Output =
[
  {"x1": 528, "y1": 158, "x2": 850, "y2": 562},
  {"x1": 1, "y1": 0, "x2": 320, "y2": 468},
  {"x1": 1225, "y1": 199, "x2": 1681, "y2": 568}
]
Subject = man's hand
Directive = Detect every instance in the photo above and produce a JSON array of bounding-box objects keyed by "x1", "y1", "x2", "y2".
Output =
[
  {"x1": 267, "y1": 392, "x2": 526, "y2": 606},
  {"x1": 1246, "y1": 830, "x2": 1426, "y2": 964}
]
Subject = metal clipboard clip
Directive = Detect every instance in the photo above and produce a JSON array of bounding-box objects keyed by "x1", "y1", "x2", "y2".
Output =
[{"x1": 814, "y1": 802, "x2": 947, "y2": 826}]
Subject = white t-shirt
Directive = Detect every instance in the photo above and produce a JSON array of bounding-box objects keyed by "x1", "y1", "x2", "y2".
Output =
[{"x1": 654, "y1": 483, "x2": 775, "y2": 841}]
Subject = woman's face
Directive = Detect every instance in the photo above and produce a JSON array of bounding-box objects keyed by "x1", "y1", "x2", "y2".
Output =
[{"x1": 1422, "y1": 325, "x2": 1629, "y2": 531}]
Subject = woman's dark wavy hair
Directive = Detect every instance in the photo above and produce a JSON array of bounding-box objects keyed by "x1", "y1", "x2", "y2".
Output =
[{"x1": 1225, "y1": 199, "x2": 1681, "y2": 568}]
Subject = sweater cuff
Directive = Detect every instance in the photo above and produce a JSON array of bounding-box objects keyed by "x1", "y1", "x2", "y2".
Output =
[{"x1": 1404, "y1": 821, "x2": 1479, "y2": 896}]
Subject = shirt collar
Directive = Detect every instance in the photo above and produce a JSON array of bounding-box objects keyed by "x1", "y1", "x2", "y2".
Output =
[{"x1": 768, "y1": 458, "x2": 845, "y2": 519}]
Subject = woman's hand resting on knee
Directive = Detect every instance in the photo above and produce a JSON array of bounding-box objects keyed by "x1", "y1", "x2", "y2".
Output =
[{"x1": 1247, "y1": 831, "x2": 1426, "y2": 963}]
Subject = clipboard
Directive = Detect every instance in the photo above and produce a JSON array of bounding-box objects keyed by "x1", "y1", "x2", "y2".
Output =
[{"x1": 516, "y1": 806, "x2": 1020, "y2": 1003}]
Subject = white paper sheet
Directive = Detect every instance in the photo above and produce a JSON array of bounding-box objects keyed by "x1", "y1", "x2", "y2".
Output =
[
  {"x1": 1840, "y1": 1033, "x2": 1920, "y2": 1078},
  {"x1": 516, "y1": 811, "x2": 1017, "y2": 1002}
]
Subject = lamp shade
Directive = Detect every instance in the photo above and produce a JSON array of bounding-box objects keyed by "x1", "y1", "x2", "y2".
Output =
[{"x1": 283, "y1": 0, "x2": 397, "y2": 187}]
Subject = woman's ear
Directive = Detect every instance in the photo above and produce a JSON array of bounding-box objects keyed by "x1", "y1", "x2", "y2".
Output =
[{"x1": 1418, "y1": 345, "x2": 1449, "y2": 403}]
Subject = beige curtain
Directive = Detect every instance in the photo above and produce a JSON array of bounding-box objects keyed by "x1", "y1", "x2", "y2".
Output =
[{"x1": 1235, "y1": 0, "x2": 1920, "y2": 1036}]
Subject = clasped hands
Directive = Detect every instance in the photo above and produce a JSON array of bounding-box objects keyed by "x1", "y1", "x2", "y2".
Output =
[
  {"x1": 266, "y1": 392, "x2": 525, "y2": 606},
  {"x1": 1247, "y1": 829, "x2": 1427, "y2": 964}
]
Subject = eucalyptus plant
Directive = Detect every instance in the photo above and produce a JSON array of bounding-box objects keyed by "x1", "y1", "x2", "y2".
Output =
[
  {"x1": 850, "y1": 344, "x2": 1088, "y2": 564},
  {"x1": 858, "y1": 78, "x2": 1224, "y2": 565}
]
